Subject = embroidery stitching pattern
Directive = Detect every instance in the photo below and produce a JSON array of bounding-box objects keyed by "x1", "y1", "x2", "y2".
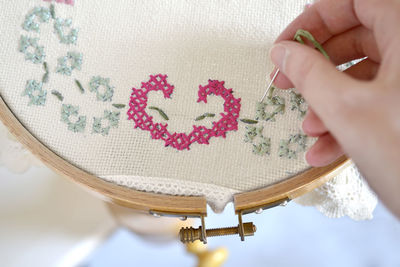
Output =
[
  {"x1": 127, "y1": 74, "x2": 241, "y2": 151},
  {"x1": 54, "y1": 17, "x2": 79, "y2": 44},
  {"x1": 92, "y1": 110, "x2": 121, "y2": 136},
  {"x1": 18, "y1": 3, "x2": 121, "y2": 135},
  {"x1": 55, "y1": 51, "x2": 83, "y2": 76},
  {"x1": 23, "y1": 80, "x2": 47, "y2": 106},
  {"x1": 89, "y1": 76, "x2": 114, "y2": 102},
  {"x1": 19, "y1": 36, "x2": 46, "y2": 64},
  {"x1": 22, "y1": 6, "x2": 51, "y2": 32},
  {"x1": 61, "y1": 104, "x2": 87, "y2": 132},
  {"x1": 43, "y1": 0, "x2": 75, "y2": 6}
]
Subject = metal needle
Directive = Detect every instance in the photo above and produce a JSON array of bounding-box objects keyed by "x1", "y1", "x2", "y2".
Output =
[{"x1": 260, "y1": 68, "x2": 280, "y2": 103}]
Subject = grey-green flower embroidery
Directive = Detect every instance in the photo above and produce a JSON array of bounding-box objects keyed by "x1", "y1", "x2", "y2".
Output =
[
  {"x1": 89, "y1": 76, "x2": 114, "y2": 102},
  {"x1": 289, "y1": 90, "x2": 307, "y2": 118},
  {"x1": 22, "y1": 6, "x2": 51, "y2": 32},
  {"x1": 61, "y1": 104, "x2": 87, "y2": 133},
  {"x1": 22, "y1": 80, "x2": 47, "y2": 106},
  {"x1": 56, "y1": 51, "x2": 83, "y2": 76},
  {"x1": 54, "y1": 18, "x2": 79, "y2": 45},
  {"x1": 255, "y1": 95, "x2": 285, "y2": 122},
  {"x1": 244, "y1": 126, "x2": 257, "y2": 143},
  {"x1": 252, "y1": 136, "x2": 271, "y2": 156},
  {"x1": 244, "y1": 125, "x2": 271, "y2": 156},
  {"x1": 92, "y1": 110, "x2": 120, "y2": 136},
  {"x1": 278, "y1": 133, "x2": 308, "y2": 159},
  {"x1": 19, "y1": 36, "x2": 45, "y2": 64}
]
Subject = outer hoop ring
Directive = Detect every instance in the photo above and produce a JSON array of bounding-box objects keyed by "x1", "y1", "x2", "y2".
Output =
[{"x1": 0, "y1": 95, "x2": 349, "y2": 216}]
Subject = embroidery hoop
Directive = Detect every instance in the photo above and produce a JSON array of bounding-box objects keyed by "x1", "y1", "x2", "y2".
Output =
[
  {"x1": 0, "y1": 96, "x2": 350, "y2": 242},
  {"x1": 0, "y1": 0, "x2": 354, "y2": 242}
]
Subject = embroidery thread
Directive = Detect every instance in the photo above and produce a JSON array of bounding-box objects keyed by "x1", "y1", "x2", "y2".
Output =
[
  {"x1": 54, "y1": 17, "x2": 79, "y2": 45},
  {"x1": 195, "y1": 113, "x2": 215, "y2": 121},
  {"x1": 92, "y1": 110, "x2": 121, "y2": 136},
  {"x1": 75, "y1": 79, "x2": 85, "y2": 93},
  {"x1": 289, "y1": 90, "x2": 307, "y2": 118},
  {"x1": 278, "y1": 133, "x2": 308, "y2": 159},
  {"x1": 127, "y1": 74, "x2": 241, "y2": 151},
  {"x1": 42, "y1": 62, "x2": 50, "y2": 83},
  {"x1": 112, "y1": 104, "x2": 126, "y2": 109},
  {"x1": 89, "y1": 76, "x2": 114, "y2": 102},
  {"x1": 148, "y1": 106, "x2": 169, "y2": 121},
  {"x1": 56, "y1": 51, "x2": 82, "y2": 75},
  {"x1": 51, "y1": 90, "x2": 64, "y2": 101},
  {"x1": 43, "y1": 0, "x2": 75, "y2": 7},
  {"x1": 61, "y1": 104, "x2": 87, "y2": 132},
  {"x1": 23, "y1": 80, "x2": 47, "y2": 106},
  {"x1": 255, "y1": 95, "x2": 285, "y2": 122},
  {"x1": 19, "y1": 36, "x2": 46, "y2": 64},
  {"x1": 22, "y1": 6, "x2": 51, "y2": 32},
  {"x1": 240, "y1": 119, "x2": 258, "y2": 124}
]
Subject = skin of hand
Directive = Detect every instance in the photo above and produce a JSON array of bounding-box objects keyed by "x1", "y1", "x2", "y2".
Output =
[{"x1": 269, "y1": 0, "x2": 400, "y2": 217}]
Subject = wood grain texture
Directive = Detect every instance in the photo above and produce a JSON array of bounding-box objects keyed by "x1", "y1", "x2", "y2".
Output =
[
  {"x1": 234, "y1": 156, "x2": 350, "y2": 212},
  {"x1": 0, "y1": 95, "x2": 349, "y2": 215},
  {"x1": 0, "y1": 96, "x2": 207, "y2": 215}
]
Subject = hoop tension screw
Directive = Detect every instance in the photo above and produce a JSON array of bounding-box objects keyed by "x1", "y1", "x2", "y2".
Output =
[{"x1": 179, "y1": 222, "x2": 256, "y2": 243}]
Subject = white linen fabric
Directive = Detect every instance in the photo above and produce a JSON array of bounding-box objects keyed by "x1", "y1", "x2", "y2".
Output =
[{"x1": 0, "y1": 0, "x2": 377, "y2": 216}]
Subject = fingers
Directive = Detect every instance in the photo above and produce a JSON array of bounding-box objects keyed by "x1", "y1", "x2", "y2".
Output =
[
  {"x1": 322, "y1": 26, "x2": 380, "y2": 65},
  {"x1": 306, "y1": 133, "x2": 344, "y2": 167},
  {"x1": 270, "y1": 67, "x2": 293, "y2": 89},
  {"x1": 302, "y1": 108, "x2": 327, "y2": 137},
  {"x1": 343, "y1": 58, "x2": 379, "y2": 80},
  {"x1": 302, "y1": 58, "x2": 378, "y2": 138},
  {"x1": 272, "y1": 26, "x2": 380, "y2": 89},
  {"x1": 275, "y1": 0, "x2": 360, "y2": 44},
  {"x1": 354, "y1": 0, "x2": 400, "y2": 56},
  {"x1": 270, "y1": 41, "x2": 358, "y2": 121}
]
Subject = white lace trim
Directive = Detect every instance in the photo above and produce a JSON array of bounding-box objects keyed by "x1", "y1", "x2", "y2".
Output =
[
  {"x1": 1, "y1": 121, "x2": 377, "y2": 218},
  {"x1": 294, "y1": 163, "x2": 378, "y2": 220},
  {"x1": 100, "y1": 175, "x2": 239, "y2": 213},
  {"x1": 0, "y1": 122, "x2": 42, "y2": 173}
]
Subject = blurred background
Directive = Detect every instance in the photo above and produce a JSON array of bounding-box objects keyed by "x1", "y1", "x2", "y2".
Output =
[{"x1": 1, "y1": 163, "x2": 400, "y2": 267}]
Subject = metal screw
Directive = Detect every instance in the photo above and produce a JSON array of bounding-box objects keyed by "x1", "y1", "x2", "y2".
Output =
[
  {"x1": 150, "y1": 211, "x2": 162, "y2": 218},
  {"x1": 179, "y1": 223, "x2": 256, "y2": 243},
  {"x1": 255, "y1": 208, "x2": 263, "y2": 214},
  {"x1": 280, "y1": 200, "x2": 288, "y2": 207},
  {"x1": 179, "y1": 216, "x2": 188, "y2": 221}
]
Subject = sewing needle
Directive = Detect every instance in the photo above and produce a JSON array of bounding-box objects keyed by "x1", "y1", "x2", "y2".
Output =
[{"x1": 260, "y1": 68, "x2": 280, "y2": 103}]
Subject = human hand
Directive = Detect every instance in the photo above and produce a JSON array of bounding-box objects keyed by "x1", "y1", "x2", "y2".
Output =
[{"x1": 270, "y1": 0, "x2": 400, "y2": 216}]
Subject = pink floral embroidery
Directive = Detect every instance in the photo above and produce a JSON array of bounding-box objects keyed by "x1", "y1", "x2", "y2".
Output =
[
  {"x1": 127, "y1": 74, "x2": 241, "y2": 151},
  {"x1": 43, "y1": 0, "x2": 74, "y2": 6}
]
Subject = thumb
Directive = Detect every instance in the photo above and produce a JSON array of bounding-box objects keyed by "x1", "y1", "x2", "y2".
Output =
[{"x1": 270, "y1": 40, "x2": 358, "y2": 121}]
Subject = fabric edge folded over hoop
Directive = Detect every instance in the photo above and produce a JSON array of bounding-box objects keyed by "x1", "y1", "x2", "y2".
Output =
[{"x1": 100, "y1": 175, "x2": 239, "y2": 213}]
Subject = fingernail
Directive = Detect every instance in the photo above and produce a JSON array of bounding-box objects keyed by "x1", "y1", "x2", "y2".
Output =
[{"x1": 269, "y1": 44, "x2": 287, "y2": 70}]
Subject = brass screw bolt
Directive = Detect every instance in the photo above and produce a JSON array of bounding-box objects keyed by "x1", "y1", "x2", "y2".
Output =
[{"x1": 179, "y1": 222, "x2": 256, "y2": 243}]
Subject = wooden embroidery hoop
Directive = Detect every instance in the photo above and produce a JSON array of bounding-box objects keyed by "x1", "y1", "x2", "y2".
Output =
[{"x1": 0, "y1": 96, "x2": 350, "y2": 243}]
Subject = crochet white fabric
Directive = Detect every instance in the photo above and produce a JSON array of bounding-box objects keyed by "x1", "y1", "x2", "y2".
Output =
[
  {"x1": 0, "y1": 120, "x2": 377, "y2": 217},
  {"x1": 295, "y1": 164, "x2": 377, "y2": 220},
  {"x1": 0, "y1": 0, "x2": 377, "y2": 217},
  {"x1": 0, "y1": 121, "x2": 42, "y2": 173}
]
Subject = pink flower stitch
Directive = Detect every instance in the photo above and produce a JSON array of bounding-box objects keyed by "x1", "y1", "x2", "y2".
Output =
[
  {"x1": 43, "y1": 0, "x2": 74, "y2": 6},
  {"x1": 127, "y1": 74, "x2": 241, "y2": 151}
]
